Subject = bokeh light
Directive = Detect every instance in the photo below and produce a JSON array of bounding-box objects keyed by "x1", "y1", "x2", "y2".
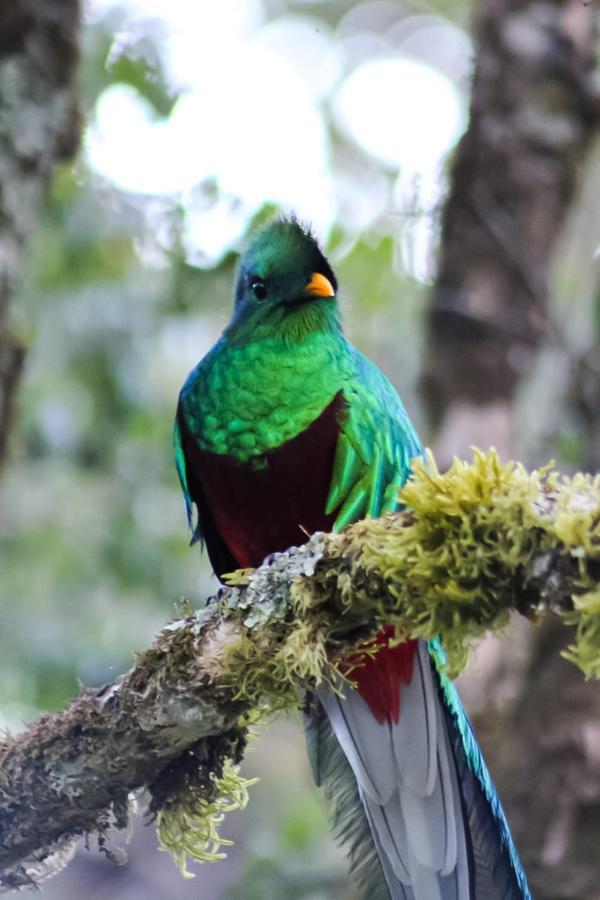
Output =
[{"x1": 85, "y1": 0, "x2": 470, "y2": 275}]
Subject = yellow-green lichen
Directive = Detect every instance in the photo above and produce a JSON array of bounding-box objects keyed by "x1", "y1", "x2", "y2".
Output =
[
  {"x1": 562, "y1": 590, "x2": 600, "y2": 678},
  {"x1": 220, "y1": 616, "x2": 339, "y2": 712},
  {"x1": 551, "y1": 472, "x2": 600, "y2": 555},
  {"x1": 546, "y1": 473, "x2": 600, "y2": 676},
  {"x1": 352, "y1": 450, "x2": 558, "y2": 675},
  {"x1": 155, "y1": 757, "x2": 257, "y2": 878},
  {"x1": 149, "y1": 728, "x2": 256, "y2": 877}
]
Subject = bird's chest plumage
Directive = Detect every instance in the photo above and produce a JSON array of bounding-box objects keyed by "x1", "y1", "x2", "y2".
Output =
[
  {"x1": 182, "y1": 335, "x2": 347, "y2": 461},
  {"x1": 180, "y1": 334, "x2": 351, "y2": 571}
]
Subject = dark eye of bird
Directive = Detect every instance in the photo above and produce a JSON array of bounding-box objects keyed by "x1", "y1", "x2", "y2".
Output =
[{"x1": 250, "y1": 278, "x2": 267, "y2": 301}]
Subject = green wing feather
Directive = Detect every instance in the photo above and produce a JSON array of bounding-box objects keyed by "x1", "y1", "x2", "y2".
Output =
[
  {"x1": 326, "y1": 349, "x2": 423, "y2": 529},
  {"x1": 173, "y1": 410, "x2": 194, "y2": 532}
]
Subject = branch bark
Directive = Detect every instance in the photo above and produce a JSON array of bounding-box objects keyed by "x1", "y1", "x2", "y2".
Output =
[
  {"x1": 0, "y1": 0, "x2": 81, "y2": 465},
  {"x1": 2, "y1": 451, "x2": 600, "y2": 890},
  {"x1": 0, "y1": 613, "x2": 247, "y2": 889}
]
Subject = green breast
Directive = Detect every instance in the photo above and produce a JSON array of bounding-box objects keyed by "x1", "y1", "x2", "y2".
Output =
[{"x1": 181, "y1": 331, "x2": 351, "y2": 463}]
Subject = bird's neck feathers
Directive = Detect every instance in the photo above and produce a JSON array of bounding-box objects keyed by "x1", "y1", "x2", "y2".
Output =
[{"x1": 224, "y1": 297, "x2": 342, "y2": 350}]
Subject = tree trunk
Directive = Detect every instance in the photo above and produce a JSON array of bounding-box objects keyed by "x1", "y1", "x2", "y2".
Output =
[
  {"x1": 423, "y1": 0, "x2": 598, "y2": 462},
  {"x1": 422, "y1": 0, "x2": 600, "y2": 896},
  {"x1": 0, "y1": 0, "x2": 81, "y2": 466}
]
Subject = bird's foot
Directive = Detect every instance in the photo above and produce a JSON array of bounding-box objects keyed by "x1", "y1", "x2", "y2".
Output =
[{"x1": 221, "y1": 567, "x2": 256, "y2": 586}]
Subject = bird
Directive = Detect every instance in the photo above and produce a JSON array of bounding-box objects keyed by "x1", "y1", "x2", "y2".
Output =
[{"x1": 173, "y1": 217, "x2": 531, "y2": 899}]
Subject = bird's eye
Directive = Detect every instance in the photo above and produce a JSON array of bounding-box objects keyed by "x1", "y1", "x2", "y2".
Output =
[{"x1": 250, "y1": 278, "x2": 267, "y2": 301}]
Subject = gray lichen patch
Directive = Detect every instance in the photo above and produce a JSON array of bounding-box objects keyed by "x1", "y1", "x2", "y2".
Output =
[
  {"x1": 221, "y1": 533, "x2": 327, "y2": 628},
  {"x1": 0, "y1": 836, "x2": 77, "y2": 892}
]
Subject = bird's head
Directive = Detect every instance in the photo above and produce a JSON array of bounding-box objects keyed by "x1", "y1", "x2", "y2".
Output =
[{"x1": 225, "y1": 218, "x2": 340, "y2": 343}]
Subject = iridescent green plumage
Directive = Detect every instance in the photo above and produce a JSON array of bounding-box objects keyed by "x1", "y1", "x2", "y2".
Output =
[{"x1": 176, "y1": 330, "x2": 421, "y2": 516}]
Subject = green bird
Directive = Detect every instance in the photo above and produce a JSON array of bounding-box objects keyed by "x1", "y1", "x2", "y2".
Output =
[{"x1": 174, "y1": 218, "x2": 530, "y2": 899}]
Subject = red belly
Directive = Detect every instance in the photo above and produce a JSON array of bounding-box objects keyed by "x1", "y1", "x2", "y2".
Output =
[{"x1": 196, "y1": 394, "x2": 343, "y2": 569}]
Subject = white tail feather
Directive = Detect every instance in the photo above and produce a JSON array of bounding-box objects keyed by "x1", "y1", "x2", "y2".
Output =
[
  {"x1": 437, "y1": 702, "x2": 460, "y2": 876},
  {"x1": 391, "y1": 645, "x2": 437, "y2": 796},
  {"x1": 362, "y1": 792, "x2": 412, "y2": 883},
  {"x1": 319, "y1": 640, "x2": 470, "y2": 900},
  {"x1": 398, "y1": 754, "x2": 448, "y2": 870},
  {"x1": 319, "y1": 688, "x2": 397, "y2": 804}
]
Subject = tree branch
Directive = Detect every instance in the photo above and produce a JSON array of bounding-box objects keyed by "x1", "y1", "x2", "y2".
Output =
[{"x1": 3, "y1": 450, "x2": 600, "y2": 890}]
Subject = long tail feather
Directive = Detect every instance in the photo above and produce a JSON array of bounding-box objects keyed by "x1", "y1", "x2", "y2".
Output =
[
  {"x1": 304, "y1": 696, "x2": 391, "y2": 899},
  {"x1": 309, "y1": 639, "x2": 530, "y2": 899},
  {"x1": 430, "y1": 641, "x2": 531, "y2": 899}
]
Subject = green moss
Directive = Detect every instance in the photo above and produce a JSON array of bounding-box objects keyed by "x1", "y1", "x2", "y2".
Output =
[
  {"x1": 151, "y1": 729, "x2": 257, "y2": 877},
  {"x1": 353, "y1": 450, "x2": 557, "y2": 675},
  {"x1": 156, "y1": 758, "x2": 257, "y2": 876},
  {"x1": 562, "y1": 591, "x2": 600, "y2": 678},
  {"x1": 548, "y1": 473, "x2": 600, "y2": 675}
]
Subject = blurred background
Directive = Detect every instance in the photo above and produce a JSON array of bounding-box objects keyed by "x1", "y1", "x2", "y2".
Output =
[{"x1": 1, "y1": 0, "x2": 599, "y2": 897}]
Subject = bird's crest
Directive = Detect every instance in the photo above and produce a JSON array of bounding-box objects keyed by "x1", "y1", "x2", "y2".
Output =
[{"x1": 241, "y1": 214, "x2": 338, "y2": 293}]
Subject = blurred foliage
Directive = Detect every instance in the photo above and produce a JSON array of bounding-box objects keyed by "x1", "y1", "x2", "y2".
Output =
[{"x1": 225, "y1": 789, "x2": 347, "y2": 899}]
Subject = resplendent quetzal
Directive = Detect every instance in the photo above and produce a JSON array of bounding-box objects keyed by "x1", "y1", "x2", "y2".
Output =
[{"x1": 174, "y1": 218, "x2": 530, "y2": 900}]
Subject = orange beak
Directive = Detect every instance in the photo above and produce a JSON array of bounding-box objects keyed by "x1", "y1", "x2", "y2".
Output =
[{"x1": 303, "y1": 271, "x2": 335, "y2": 299}]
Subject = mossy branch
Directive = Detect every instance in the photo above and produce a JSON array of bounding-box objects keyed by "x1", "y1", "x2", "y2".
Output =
[{"x1": 2, "y1": 449, "x2": 600, "y2": 890}]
